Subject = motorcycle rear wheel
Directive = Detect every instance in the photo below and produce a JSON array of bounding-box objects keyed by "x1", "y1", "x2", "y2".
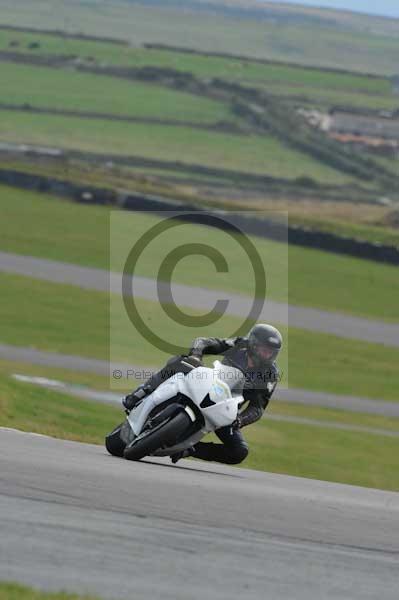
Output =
[{"x1": 123, "y1": 410, "x2": 192, "y2": 461}]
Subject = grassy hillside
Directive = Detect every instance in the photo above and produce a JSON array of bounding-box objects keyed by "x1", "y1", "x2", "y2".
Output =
[
  {"x1": 0, "y1": 28, "x2": 397, "y2": 112},
  {"x1": 0, "y1": 0, "x2": 399, "y2": 74},
  {"x1": 0, "y1": 109, "x2": 354, "y2": 184},
  {"x1": 0, "y1": 13, "x2": 398, "y2": 249},
  {"x1": 0, "y1": 61, "x2": 232, "y2": 124},
  {"x1": 0, "y1": 26, "x2": 397, "y2": 203}
]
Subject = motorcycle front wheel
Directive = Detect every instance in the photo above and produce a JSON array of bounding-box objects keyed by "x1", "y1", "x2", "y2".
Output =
[
  {"x1": 123, "y1": 410, "x2": 192, "y2": 461},
  {"x1": 105, "y1": 423, "x2": 126, "y2": 457}
]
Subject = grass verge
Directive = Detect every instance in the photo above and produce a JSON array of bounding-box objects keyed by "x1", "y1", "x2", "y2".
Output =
[
  {"x1": 1, "y1": 272, "x2": 398, "y2": 402},
  {"x1": 242, "y1": 417, "x2": 399, "y2": 491},
  {"x1": 1, "y1": 187, "x2": 398, "y2": 321},
  {"x1": 0, "y1": 362, "x2": 120, "y2": 444},
  {"x1": 0, "y1": 582, "x2": 98, "y2": 600},
  {"x1": 2, "y1": 357, "x2": 399, "y2": 433}
]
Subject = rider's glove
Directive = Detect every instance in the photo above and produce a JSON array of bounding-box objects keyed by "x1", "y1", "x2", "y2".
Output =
[{"x1": 181, "y1": 354, "x2": 202, "y2": 368}]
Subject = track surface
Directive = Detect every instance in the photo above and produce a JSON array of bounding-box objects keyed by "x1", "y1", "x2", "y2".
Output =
[
  {"x1": 2, "y1": 251, "x2": 399, "y2": 346},
  {"x1": 0, "y1": 429, "x2": 398, "y2": 600}
]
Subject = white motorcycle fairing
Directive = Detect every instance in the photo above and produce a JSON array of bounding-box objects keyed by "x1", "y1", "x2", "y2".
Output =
[{"x1": 126, "y1": 361, "x2": 244, "y2": 456}]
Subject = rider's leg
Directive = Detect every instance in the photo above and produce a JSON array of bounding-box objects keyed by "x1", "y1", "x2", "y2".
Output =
[
  {"x1": 172, "y1": 425, "x2": 249, "y2": 465},
  {"x1": 123, "y1": 355, "x2": 201, "y2": 410}
]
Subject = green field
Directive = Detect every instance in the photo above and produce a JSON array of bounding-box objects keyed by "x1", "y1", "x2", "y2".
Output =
[
  {"x1": 1, "y1": 0, "x2": 399, "y2": 75},
  {"x1": 256, "y1": 82, "x2": 399, "y2": 111},
  {"x1": 0, "y1": 61, "x2": 232, "y2": 123},
  {"x1": 0, "y1": 28, "x2": 390, "y2": 93},
  {"x1": 1, "y1": 271, "x2": 399, "y2": 402},
  {"x1": 270, "y1": 400, "x2": 399, "y2": 434},
  {"x1": 1, "y1": 359, "x2": 398, "y2": 491},
  {"x1": 0, "y1": 582, "x2": 98, "y2": 600},
  {"x1": 0, "y1": 28, "x2": 397, "y2": 112},
  {"x1": 0, "y1": 109, "x2": 353, "y2": 184},
  {"x1": 245, "y1": 416, "x2": 399, "y2": 491},
  {"x1": 1, "y1": 187, "x2": 398, "y2": 321}
]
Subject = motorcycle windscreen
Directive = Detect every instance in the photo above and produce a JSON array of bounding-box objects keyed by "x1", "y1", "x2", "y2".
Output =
[{"x1": 201, "y1": 380, "x2": 240, "y2": 429}]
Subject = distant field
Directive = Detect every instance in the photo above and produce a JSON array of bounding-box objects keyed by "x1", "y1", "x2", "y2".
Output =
[
  {"x1": 0, "y1": 61, "x2": 231, "y2": 124},
  {"x1": 0, "y1": 28, "x2": 396, "y2": 111},
  {"x1": 0, "y1": 29, "x2": 389, "y2": 92},
  {"x1": 1, "y1": 186, "x2": 398, "y2": 321},
  {"x1": 256, "y1": 82, "x2": 399, "y2": 111},
  {"x1": 0, "y1": 109, "x2": 352, "y2": 183},
  {"x1": 0, "y1": 0, "x2": 399, "y2": 74},
  {"x1": 0, "y1": 27, "x2": 396, "y2": 194}
]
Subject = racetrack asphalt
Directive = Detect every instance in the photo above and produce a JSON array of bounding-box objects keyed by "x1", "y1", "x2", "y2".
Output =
[
  {"x1": 2, "y1": 343, "x2": 399, "y2": 416},
  {"x1": 1, "y1": 251, "x2": 399, "y2": 347},
  {"x1": 1, "y1": 428, "x2": 398, "y2": 600}
]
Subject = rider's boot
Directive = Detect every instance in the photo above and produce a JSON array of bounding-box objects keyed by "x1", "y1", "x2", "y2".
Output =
[
  {"x1": 122, "y1": 384, "x2": 153, "y2": 411},
  {"x1": 170, "y1": 447, "x2": 195, "y2": 464}
]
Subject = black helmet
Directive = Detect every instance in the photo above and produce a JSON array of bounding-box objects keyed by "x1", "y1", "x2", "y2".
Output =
[{"x1": 247, "y1": 323, "x2": 282, "y2": 368}]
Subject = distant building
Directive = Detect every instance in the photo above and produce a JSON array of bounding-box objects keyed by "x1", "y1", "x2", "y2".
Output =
[
  {"x1": 329, "y1": 133, "x2": 398, "y2": 155},
  {"x1": 297, "y1": 108, "x2": 331, "y2": 131},
  {"x1": 330, "y1": 109, "x2": 399, "y2": 141}
]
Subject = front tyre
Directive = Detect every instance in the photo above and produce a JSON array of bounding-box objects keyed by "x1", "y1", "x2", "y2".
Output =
[
  {"x1": 105, "y1": 423, "x2": 126, "y2": 457},
  {"x1": 124, "y1": 410, "x2": 192, "y2": 461}
]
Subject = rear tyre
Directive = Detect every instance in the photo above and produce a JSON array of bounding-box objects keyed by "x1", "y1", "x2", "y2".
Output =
[
  {"x1": 124, "y1": 410, "x2": 192, "y2": 461},
  {"x1": 105, "y1": 423, "x2": 126, "y2": 457}
]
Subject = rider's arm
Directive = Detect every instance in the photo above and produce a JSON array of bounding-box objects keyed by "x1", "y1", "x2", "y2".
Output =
[
  {"x1": 189, "y1": 337, "x2": 240, "y2": 359},
  {"x1": 239, "y1": 390, "x2": 269, "y2": 428},
  {"x1": 239, "y1": 377, "x2": 278, "y2": 428}
]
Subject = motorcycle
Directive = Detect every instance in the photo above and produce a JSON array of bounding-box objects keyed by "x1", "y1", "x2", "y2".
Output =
[{"x1": 105, "y1": 360, "x2": 245, "y2": 461}]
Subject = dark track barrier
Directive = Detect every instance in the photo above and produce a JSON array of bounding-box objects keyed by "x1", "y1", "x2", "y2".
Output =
[{"x1": 1, "y1": 168, "x2": 398, "y2": 266}]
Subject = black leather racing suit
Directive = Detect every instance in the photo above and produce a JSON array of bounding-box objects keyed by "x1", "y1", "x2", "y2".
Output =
[{"x1": 140, "y1": 336, "x2": 279, "y2": 465}]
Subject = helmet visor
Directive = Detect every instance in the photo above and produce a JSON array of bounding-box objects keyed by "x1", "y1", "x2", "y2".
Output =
[
  {"x1": 250, "y1": 343, "x2": 280, "y2": 365},
  {"x1": 257, "y1": 345, "x2": 277, "y2": 361}
]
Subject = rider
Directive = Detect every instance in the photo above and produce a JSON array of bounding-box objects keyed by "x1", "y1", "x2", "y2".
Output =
[{"x1": 123, "y1": 323, "x2": 282, "y2": 465}]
